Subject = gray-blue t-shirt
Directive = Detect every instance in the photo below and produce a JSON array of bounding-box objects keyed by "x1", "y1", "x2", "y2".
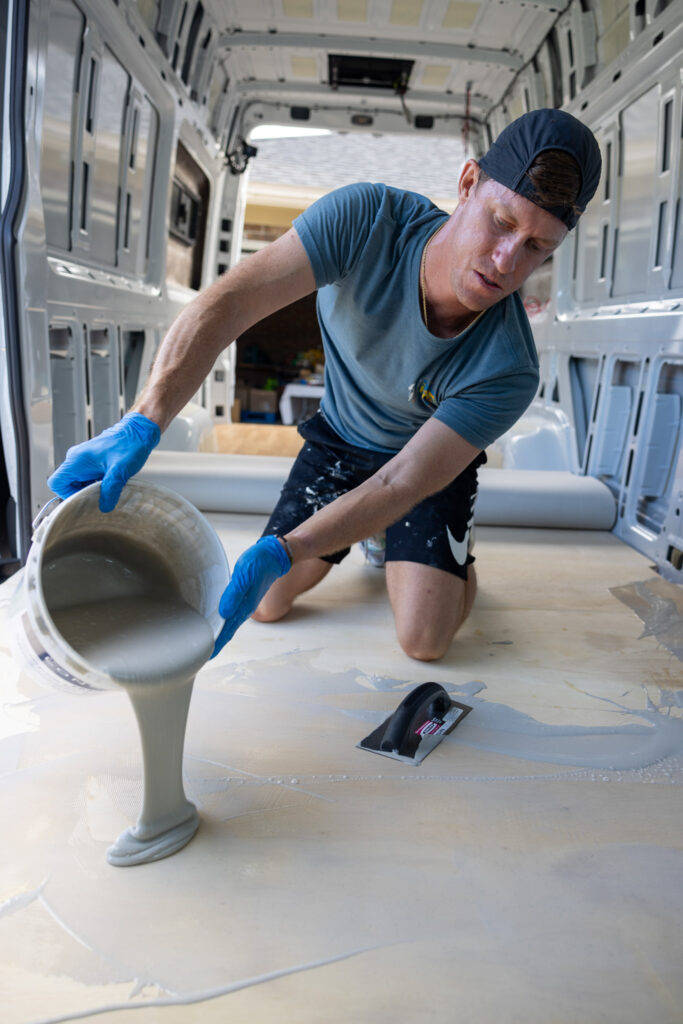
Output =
[{"x1": 293, "y1": 182, "x2": 539, "y2": 453}]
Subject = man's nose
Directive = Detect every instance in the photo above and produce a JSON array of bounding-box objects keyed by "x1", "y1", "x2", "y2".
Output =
[{"x1": 492, "y1": 237, "x2": 522, "y2": 274}]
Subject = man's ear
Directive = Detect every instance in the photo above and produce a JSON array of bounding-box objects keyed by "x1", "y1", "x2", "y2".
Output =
[{"x1": 458, "y1": 159, "x2": 481, "y2": 202}]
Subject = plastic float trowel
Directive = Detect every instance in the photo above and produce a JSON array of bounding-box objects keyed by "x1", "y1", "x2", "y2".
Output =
[{"x1": 357, "y1": 681, "x2": 472, "y2": 765}]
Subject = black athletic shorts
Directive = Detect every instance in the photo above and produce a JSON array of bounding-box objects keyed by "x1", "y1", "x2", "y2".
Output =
[{"x1": 262, "y1": 410, "x2": 486, "y2": 581}]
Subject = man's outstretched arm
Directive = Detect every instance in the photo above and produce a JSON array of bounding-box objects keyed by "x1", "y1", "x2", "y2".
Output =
[
  {"x1": 133, "y1": 228, "x2": 316, "y2": 431},
  {"x1": 213, "y1": 419, "x2": 482, "y2": 654},
  {"x1": 48, "y1": 229, "x2": 316, "y2": 509},
  {"x1": 284, "y1": 417, "x2": 481, "y2": 564}
]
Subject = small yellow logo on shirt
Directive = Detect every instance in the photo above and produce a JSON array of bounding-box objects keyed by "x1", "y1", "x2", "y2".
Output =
[{"x1": 412, "y1": 380, "x2": 437, "y2": 410}]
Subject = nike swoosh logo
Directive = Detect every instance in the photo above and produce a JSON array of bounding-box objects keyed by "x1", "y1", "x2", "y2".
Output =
[{"x1": 447, "y1": 517, "x2": 473, "y2": 567}]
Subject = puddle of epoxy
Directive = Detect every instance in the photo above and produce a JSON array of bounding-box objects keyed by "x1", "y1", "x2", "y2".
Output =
[
  {"x1": 1, "y1": 646, "x2": 683, "y2": 1023},
  {"x1": 3, "y1": 747, "x2": 683, "y2": 1023},
  {"x1": 5, "y1": 521, "x2": 683, "y2": 1021},
  {"x1": 611, "y1": 576, "x2": 683, "y2": 665},
  {"x1": 200, "y1": 652, "x2": 683, "y2": 774}
]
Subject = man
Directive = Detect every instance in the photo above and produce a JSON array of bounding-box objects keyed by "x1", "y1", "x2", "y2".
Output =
[{"x1": 49, "y1": 109, "x2": 601, "y2": 661}]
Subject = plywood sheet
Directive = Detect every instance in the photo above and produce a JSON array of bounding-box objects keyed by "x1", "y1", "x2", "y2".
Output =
[{"x1": 1, "y1": 523, "x2": 681, "y2": 1023}]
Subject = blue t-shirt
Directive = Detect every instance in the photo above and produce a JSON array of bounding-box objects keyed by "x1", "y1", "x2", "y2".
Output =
[{"x1": 294, "y1": 182, "x2": 539, "y2": 453}]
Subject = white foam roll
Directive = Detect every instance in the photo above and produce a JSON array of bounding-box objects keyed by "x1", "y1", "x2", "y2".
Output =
[
  {"x1": 474, "y1": 468, "x2": 616, "y2": 529},
  {"x1": 139, "y1": 451, "x2": 292, "y2": 514},
  {"x1": 139, "y1": 453, "x2": 616, "y2": 530}
]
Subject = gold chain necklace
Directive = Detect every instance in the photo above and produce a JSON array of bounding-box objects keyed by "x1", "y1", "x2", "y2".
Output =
[
  {"x1": 421, "y1": 223, "x2": 484, "y2": 337},
  {"x1": 420, "y1": 223, "x2": 445, "y2": 331}
]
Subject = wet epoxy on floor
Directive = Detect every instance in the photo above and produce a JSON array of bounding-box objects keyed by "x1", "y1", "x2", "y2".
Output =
[{"x1": 1, "y1": 519, "x2": 682, "y2": 1024}]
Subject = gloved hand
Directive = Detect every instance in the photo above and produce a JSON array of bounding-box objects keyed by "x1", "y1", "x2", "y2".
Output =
[
  {"x1": 212, "y1": 535, "x2": 291, "y2": 657},
  {"x1": 47, "y1": 412, "x2": 161, "y2": 513}
]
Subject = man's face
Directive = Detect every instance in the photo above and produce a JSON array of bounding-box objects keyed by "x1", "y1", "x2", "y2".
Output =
[{"x1": 447, "y1": 160, "x2": 568, "y2": 314}]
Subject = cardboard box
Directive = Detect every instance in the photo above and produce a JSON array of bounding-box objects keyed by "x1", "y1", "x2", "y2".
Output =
[
  {"x1": 234, "y1": 384, "x2": 249, "y2": 409},
  {"x1": 249, "y1": 388, "x2": 279, "y2": 414}
]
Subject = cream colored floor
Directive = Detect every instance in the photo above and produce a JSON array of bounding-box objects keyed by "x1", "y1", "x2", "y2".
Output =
[{"x1": 1, "y1": 518, "x2": 682, "y2": 1024}]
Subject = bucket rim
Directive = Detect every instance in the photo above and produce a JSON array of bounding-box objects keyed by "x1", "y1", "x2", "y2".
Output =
[{"x1": 23, "y1": 479, "x2": 229, "y2": 691}]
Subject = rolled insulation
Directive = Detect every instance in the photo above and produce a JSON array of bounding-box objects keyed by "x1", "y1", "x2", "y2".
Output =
[
  {"x1": 139, "y1": 452, "x2": 292, "y2": 515},
  {"x1": 474, "y1": 469, "x2": 616, "y2": 529},
  {"x1": 139, "y1": 453, "x2": 616, "y2": 530}
]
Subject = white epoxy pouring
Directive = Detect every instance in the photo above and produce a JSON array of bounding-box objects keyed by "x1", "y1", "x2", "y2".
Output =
[{"x1": 11, "y1": 480, "x2": 229, "y2": 866}]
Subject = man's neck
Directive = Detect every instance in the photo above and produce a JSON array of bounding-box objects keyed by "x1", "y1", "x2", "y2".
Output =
[
  {"x1": 426, "y1": 302, "x2": 482, "y2": 339},
  {"x1": 421, "y1": 219, "x2": 485, "y2": 338}
]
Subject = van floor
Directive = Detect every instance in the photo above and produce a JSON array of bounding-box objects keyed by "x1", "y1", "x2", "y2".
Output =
[{"x1": 1, "y1": 517, "x2": 682, "y2": 1024}]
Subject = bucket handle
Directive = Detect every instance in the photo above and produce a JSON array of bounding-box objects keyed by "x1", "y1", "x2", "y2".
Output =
[{"x1": 32, "y1": 495, "x2": 61, "y2": 534}]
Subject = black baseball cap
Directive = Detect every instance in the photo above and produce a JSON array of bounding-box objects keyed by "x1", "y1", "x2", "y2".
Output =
[{"x1": 478, "y1": 108, "x2": 601, "y2": 229}]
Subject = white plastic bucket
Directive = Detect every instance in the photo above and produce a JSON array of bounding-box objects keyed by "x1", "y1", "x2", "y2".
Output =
[{"x1": 9, "y1": 479, "x2": 229, "y2": 693}]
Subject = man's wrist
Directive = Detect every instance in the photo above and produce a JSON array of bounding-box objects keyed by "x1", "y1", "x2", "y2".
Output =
[
  {"x1": 277, "y1": 535, "x2": 294, "y2": 566},
  {"x1": 131, "y1": 398, "x2": 169, "y2": 433}
]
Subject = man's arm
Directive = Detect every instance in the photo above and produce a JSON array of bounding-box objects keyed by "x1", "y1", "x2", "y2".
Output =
[
  {"x1": 284, "y1": 418, "x2": 482, "y2": 562},
  {"x1": 48, "y1": 228, "x2": 316, "y2": 510},
  {"x1": 134, "y1": 227, "x2": 316, "y2": 430},
  {"x1": 212, "y1": 418, "x2": 481, "y2": 654}
]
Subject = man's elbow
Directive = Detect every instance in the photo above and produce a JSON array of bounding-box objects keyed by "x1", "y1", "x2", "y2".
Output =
[{"x1": 374, "y1": 464, "x2": 426, "y2": 512}]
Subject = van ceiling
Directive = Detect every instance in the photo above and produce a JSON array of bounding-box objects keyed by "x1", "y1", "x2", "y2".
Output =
[{"x1": 155, "y1": 0, "x2": 570, "y2": 146}]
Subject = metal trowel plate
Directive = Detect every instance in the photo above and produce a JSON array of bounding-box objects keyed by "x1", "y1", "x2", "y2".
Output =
[{"x1": 357, "y1": 684, "x2": 472, "y2": 765}]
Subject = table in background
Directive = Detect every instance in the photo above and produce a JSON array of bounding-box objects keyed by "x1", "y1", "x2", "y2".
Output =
[{"x1": 279, "y1": 383, "x2": 325, "y2": 425}]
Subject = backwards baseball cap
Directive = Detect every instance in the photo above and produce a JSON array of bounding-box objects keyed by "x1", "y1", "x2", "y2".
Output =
[{"x1": 478, "y1": 108, "x2": 601, "y2": 230}]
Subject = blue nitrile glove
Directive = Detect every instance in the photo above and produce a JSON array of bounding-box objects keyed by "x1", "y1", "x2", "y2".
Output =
[
  {"x1": 47, "y1": 412, "x2": 161, "y2": 513},
  {"x1": 212, "y1": 535, "x2": 291, "y2": 657}
]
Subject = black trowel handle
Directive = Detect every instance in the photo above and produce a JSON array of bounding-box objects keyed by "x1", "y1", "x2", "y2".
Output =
[{"x1": 380, "y1": 682, "x2": 451, "y2": 753}]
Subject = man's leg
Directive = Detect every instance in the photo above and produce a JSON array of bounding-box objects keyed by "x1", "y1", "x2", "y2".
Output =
[
  {"x1": 252, "y1": 557, "x2": 333, "y2": 621},
  {"x1": 383, "y1": 451, "x2": 485, "y2": 661},
  {"x1": 253, "y1": 410, "x2": 388, "y2": 624},
  {"x1": 386, "y1": 560, "x2": 477, "y2": 661}
]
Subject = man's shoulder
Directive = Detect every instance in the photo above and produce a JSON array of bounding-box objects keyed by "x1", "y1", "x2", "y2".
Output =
[
  {"x1": 475, "y1": 293, "x2": 538, "y2": 367},
  {"x1": 311, "y1": 181, "x2": 437, "y2": 219},
  {"x1": 481, "y1": 291, "x2": 533, "y2": 336},
  {"x1": 296, "y1": 182, "x2": 443, "y2": 282}
]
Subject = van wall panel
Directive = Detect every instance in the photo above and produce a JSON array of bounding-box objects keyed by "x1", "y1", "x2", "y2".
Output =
[
  {"x1": 39, "y1": 0, "x2": 84, "y2": 250},
  {"x1": 574, "y1": 124, "x2": 618, "y2": 305},
  {"x1": 591, "y1": 384, "x2": 632, "y2": 477},
  {"x1": 669, "y1": 95, "x2": 683, "y2": 290},
  {"x1": 595, "y1": 0, "x2": 630, "y2": 66},
  {"x1": 88, "y1": 48, "x2": 130, "y2": 266},
  {"x1": 612, "y1": 86, "x2": 659, "y2": 298},
  {"x1": 49, "y1": 324, "x2": 87, "y2": 463},
  {"x1": 87, "y1": 327, "x2": 120, "y2": 436},
  {"x1": 119, "y1": 95, "x2": 159, "y2": 276},
  {"x1": 136, "y1": 0, "x2": 160, "y2": 33}
]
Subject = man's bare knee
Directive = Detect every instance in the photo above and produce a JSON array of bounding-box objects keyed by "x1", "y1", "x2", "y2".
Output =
[
  {"x1": 396, "y1": 618, "x2": 464, "y2": 662},
  {"x1": 252, "y1": 556, "x2": 333, "y2": 623},
  {"x1": 251, "y1": 598, "x2": 291, "y2": 623},
  {"x1": 400, "y1": 638, "x2": 448, "y2": 662},
  {"x1": 388, "y1": 561, "x2": 474, "y2": 661}
]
